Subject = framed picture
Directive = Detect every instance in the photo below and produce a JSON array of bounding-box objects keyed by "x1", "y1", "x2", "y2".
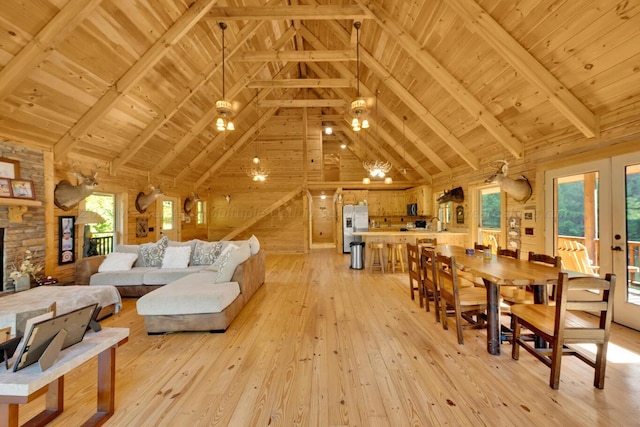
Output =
[
  {"x1": 10, "y1": 179, "x2": 34, "y2": 199},
  {"x1": 59, "y1": 216, "x2": 75, "y2": 265},
  {"x1": 136, "y1": 217, "x2": 148, "y2": 237},
  {"x1": 0, "y1": 178, "x2": 11, "y2": 197},
  {"x1": 0, "y1": 157, "x2": 19, "y2": 179},
  {"x1": 523, "y1": 209, "x2": 535, "y2": 222}
]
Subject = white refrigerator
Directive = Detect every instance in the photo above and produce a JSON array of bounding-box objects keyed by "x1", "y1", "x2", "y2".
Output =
[{"x1": 343, "y1": 205, "x2": 369, "y2": 253}]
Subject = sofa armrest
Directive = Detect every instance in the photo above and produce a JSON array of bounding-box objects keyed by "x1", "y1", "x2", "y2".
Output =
[
  {"x1": 75, "y1": 255, "x2": 106, "y2": 285},
  {"x1": 231, "y1": 249, "x2": 265, "y2": 301}
]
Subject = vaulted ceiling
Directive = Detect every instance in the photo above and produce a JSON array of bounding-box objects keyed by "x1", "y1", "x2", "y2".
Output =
[{"x1": 1, "y1": 0, "x2": 640, "y2": 191}]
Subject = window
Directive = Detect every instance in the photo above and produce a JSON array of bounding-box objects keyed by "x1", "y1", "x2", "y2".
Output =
[
  {"x1": 478, "y1": 186, "x2": 501, "y2": 250},
  {"x1": 83, "y1": 193, "x2": 116, "y2": 255},
  {"x1": 162, "y1": 200, "x2": 174, "y2": 230},
  {"x1": 196, "y1": 200, "x2": 206, "y2": 226},
  {"x1": 437, "y1": 196, "x2": 451, "y2": 226}
]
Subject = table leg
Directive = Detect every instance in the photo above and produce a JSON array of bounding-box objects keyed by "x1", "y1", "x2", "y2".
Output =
[
  {"x1": 483, "y1": 278, "x2": 501, "y2": 355},
  {"x1": 0, "y1": 403, "x2": 19, "y2": 427},
  {"x1": 83, "y1": 346, "x2": 116, "y2": 426}
]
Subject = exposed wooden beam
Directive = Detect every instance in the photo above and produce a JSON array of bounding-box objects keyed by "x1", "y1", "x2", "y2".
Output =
[
  {"x1": 194, "y1": 106, "x2": 281, "y2": 188},
  {"x1": 448, "y1": 0, "x2": 598, "y2": 138},
  {"x1": 232, "y1": 50, "x2": 354, "y2": 62},
  {"x1": 301, "y1": 28, "x2": 444, "y2": 176},
  {"x1": 0, "y1": 0, "x2": 103, "y2": 104},
  {"x1": 221, "y1": 186, "x2": 304, "y2": 241},
  {"x1": 247, "y1": 79, "x2": 353, "y2": 88},
  {"x1": 111, "y1": 16, "x2": 272, "y2": 174},
  {"x1": 358, "y1": 0, "x2": 524, "y2": 159},
  {"x1": 363, "y1": 49, "x2": 479, "y2": 170},
  {"x1": 206, "y1": 6, "x2": 369, "y2": 20},
  {"x1": 53, "y1": 0, "x2": 219, "y2": 160},
  {"x1": 260, "y1": 99, "x2": 346, "y2": 108},
  {"x1": 153, "y1": 30, "x2": 297, "y2": 182}
]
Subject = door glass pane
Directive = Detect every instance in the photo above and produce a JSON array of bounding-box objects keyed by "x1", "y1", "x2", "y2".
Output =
[
  {"x1": 162, "y1": 200, "x2": 174, "y2": 230},
  {"x1": 84, "y1": 193, "x2": 115, "y2": 255},
  {"x1": 626, "y1": 164, "x2": 640, "y2": 305},
  {"x1": 555, "y1": 172, "x2": 600, "y2": 273},
  {"x1": 479, "y1": 187, "x2": 500, "y2": 250}
]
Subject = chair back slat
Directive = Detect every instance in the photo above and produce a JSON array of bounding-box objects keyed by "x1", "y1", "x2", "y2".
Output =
[{"x1": 497, "y1": 246, "x2": 520, "y2": 259}]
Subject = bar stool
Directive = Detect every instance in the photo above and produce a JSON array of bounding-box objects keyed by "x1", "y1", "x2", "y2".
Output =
[
  {"x1": 386, "y1": 242, "x2": 405, "y2": 273},
  {"x1": 368, "y1": 242, "x2": 385, "y2": 273}
]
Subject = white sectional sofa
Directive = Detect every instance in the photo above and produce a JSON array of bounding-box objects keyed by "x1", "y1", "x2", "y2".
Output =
[{"x1": 75, "y1": 236, "x2": 265, "y2": 333}]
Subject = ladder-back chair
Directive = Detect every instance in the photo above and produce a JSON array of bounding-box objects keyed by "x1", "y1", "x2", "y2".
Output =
[{"x1": 511, "y1": 272, "x2": 616, "y2": 389}]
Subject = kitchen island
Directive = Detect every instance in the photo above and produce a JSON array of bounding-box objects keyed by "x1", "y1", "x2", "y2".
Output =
[{"x1": 352, "y1": 230, "x2": 469, "y2": 270}]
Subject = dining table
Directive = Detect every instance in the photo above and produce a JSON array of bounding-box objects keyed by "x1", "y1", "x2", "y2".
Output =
[{"x1": 434, "y1": 245, "x2": 563, "y2": 355}]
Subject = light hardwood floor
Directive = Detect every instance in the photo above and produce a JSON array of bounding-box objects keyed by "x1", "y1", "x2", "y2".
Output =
[{"x1": 20, "y1": 249, "x2": 640, "y2": 426}]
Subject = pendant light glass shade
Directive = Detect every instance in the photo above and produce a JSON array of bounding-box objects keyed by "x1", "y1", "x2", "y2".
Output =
[{"x1": 215, "y1": 22, "x2": 234, "y2": 132}]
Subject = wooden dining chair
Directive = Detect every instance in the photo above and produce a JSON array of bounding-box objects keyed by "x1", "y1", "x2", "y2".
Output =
[
  {"x1": 436, "y1": 253, "x2": 488, "y2": 344},
  {"x1": 416, "y1": 237, "x2": 437, "y2": 247},
  {"x1": 406, "y1": 243, "x2": 423, "y2": 307},
  {"x1": 528, "y1": 251, "x2": 562, "y2": 301},
  {"x1": 420, "y1": 247, "x2": 440, "y2": 322},
  {"x1": 496, "y1": 246, "x2": 520, "y2": 259},
  {"x1": 474, "y1": 242, "x2": 491, "y2": 252},
  {"x1": 511, "y1": 272, "x2": 616, "y2": 389}
]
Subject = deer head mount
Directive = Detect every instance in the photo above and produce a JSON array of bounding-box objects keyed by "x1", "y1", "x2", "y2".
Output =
[
  {"x1": 135, "y1": 184, "x2": 164, "y2": 213},
  {"x1": 183, "y1": 192, "x2": 200, "y2": 214},
  {"x1": 437, "y1": 186, "x2": 464, "y2": 204},
  {"x1": 485, "y1": 160, "x2": 532, "y2": 203},
  {"x1": 54, "y1": 163, "x2": 100, "y2": 211}
]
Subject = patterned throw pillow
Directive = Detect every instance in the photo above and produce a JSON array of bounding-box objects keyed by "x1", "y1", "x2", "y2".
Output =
[
  {"x1": 191, "y1": 240, "x2": 224, "y2": 265},
  {"x1": 138, "y1": 236, "x2": 169, "y2": 267}
]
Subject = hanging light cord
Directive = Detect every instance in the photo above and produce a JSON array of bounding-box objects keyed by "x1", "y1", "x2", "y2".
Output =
[
  {"x1": 355, "y1": 22, "x2": 361, "y2": 97},
  {"x1": 220, "y1": 22, "x2": 227, "y2": 99}
]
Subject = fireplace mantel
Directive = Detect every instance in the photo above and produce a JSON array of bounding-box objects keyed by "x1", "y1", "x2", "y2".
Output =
[{"x1": 0, "y1": 198, "x2": 42, "y2": 223}]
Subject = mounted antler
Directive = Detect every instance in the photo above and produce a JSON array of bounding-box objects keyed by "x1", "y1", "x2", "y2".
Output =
[
  {"x1": 485, "y1": 160, "x2": 532, "y2": 203},
  {"x1": 54, "y1": 162, "x2": 100, "y2": 210},
  {"x1": 183, "y1": 192, "x2": 200, "y2": 214},
  {"x1": 135, "y1": 184, "x2": 164, "y2": 213}
]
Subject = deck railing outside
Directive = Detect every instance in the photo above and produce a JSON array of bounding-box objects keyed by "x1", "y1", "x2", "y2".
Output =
[{"x1": 90, "y1": 234, "x2": 113, "y2": 256}]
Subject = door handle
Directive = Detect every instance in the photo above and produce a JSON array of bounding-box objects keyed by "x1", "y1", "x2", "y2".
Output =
[{"x1": 611, "y1": 246, "x2": 623, "y2": 251}]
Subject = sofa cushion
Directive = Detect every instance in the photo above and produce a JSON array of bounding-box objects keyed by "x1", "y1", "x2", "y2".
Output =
[
  {"x1": 248, "y1": 235, "x2": 260, "y2": 255},
  {"x1": 90, "y1": 267, "x2": 156, "y2": 286},
  {"x1": 161, "y1": 246, "x2": 191, "y2": 269},
  {"x1": 116, "y1": 244, "x2": 145, "y2": 267},
  {"x1": 214, "y1": 241, "x2": 251, "y2": 283},
  {"x1": 168, "y1": 239, "x2": 197, "y2": 254},
  {"x1": 191, "y1": 240, "x2": 224, "y2": 265},
  {"x1": 142, "y1": 265, "x2": 208, "y2": 285},
  {"x1": 138, "y1": 236, "x2": 169, "y2": 267},
  {"x1": 136, "y1": 274, "x2": 240, "y2": 316},
  {"x1": 98, "y1": 252, "x2": 138, "y2": 272}
]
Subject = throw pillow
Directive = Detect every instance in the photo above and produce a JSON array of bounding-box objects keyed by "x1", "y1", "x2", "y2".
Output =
[
  {"x1": 138, "y1": 236, "x2": 169, "y2": 267},
  {"x1": 214, "y1": 241, "x2": 251, "y2": 283},
  {"x1": 161, "y1": 246, "x2": 192, "y2": 269},
  {"x1": 191, "y1": 240, "x2": 224, "y2": 265},
  {"x1": 248, "y1": 234, "x2": 260, "y2": 255},
  {"x1": 98, "y1": 252, "x2": 138, "y2": 272}
]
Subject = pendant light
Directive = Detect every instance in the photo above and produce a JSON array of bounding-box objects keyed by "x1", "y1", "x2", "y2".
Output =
[
  {"x1": 350, "y1": 22, "x2": 369, "y2": 132},
  {"x1": 247, "y1": 92, "x2": 269, "y2": 182},
  {"x1": 215, "y1": 22, "x2": 234, "y2": 132}
]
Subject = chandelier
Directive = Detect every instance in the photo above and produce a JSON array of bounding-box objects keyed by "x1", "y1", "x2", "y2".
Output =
[
  {"x1": 246, "y1": 92, "x2": 269, "y2": 182},
  {"x1": 362, "y1": 91, "x2": 392, "y2": 181},
  {"x1": 363, "y1": 159, "x2": 392, "y2": 178},
  {"x1": 351, "y1": 22, "x2": 369, "y2": 132},
  {"x1": 215, "y1": 22, "x2": 234, "y2": 132}
]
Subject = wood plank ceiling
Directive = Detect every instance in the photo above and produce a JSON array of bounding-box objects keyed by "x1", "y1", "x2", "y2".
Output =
[{"x1": 1, "y1": 0, "x2": 639, "y2": 191}]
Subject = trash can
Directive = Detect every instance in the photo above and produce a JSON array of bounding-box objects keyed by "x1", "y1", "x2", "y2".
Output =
[{"x1": 350, "y1": 241, "x2": 365, "y2": 270}]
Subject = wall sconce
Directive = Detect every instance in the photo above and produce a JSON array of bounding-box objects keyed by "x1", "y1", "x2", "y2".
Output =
[{"x1": 225, "y1": 194, "x2": 231, "y2": 203}]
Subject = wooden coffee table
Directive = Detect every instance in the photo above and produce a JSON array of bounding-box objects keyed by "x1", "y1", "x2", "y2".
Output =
[{"x1": 0, "y1": 327, "x2": 129, "y2": 427}]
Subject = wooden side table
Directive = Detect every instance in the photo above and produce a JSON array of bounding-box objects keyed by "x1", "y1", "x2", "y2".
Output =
[{"x1": 0, "y1": 327, "x2": 129, "y2": 427}]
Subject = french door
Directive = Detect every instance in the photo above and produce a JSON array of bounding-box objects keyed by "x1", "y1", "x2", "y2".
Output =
[
  {"x1": 545, "y1": 153, "x2": 640, "y2": 331},
  {"x1": 156, "y1": 195, "x2": 179, "y2": 241}
]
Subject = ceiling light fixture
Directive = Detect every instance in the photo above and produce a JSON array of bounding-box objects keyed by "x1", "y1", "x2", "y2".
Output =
[
  {"x1": 325, "y1": 126, "x2": 333, "y2": 135},
  {"x1": 215, "y1": 22, "x2": 234, "y2": 132},
  {"x1": 363, "y1": 91, "x2": 391, "y2": 178},
  {"x1": 247, "y1": 92, "x2": 269, "y2": 182},
  {"x1": 351, "y1": 22, "x2": 369, "y2": 132},
  {"x1": 400, "y1": 115, "x2": 410, "y2": 175}
]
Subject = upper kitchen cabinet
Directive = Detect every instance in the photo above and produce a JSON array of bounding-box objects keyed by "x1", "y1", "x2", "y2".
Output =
[{"x1": 405, "y1": 185, "x2": 432, "y2": 216}]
